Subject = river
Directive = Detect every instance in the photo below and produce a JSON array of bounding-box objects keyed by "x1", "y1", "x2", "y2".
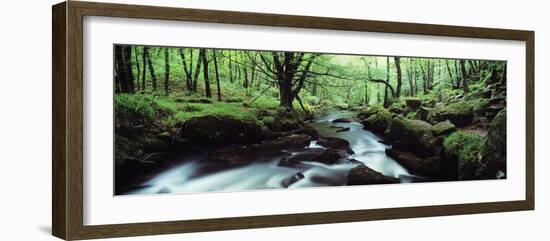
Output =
[{"x1": 124, "y1": 110, "x2": 417, "y2": 195}]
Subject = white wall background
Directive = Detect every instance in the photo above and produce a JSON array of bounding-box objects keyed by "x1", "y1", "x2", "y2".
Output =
[{"x1": 0, "y1": 0, "x2": 547, "y2": 240}]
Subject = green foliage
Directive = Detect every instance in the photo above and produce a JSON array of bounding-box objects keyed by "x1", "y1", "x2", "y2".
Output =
[
  {"x1": 115, "y1": 94, "x2": 174, "y2": 123},
  {"x1": 443, "y1": 131, "x2": 485, "y2": 162}
]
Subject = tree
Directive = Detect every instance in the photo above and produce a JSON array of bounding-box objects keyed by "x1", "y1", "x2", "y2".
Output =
[
  {"x1": 460, "y1": 59, "x2": 469, "y2": 92},
  {"x1": 164, "y1": 48, "x2": 170, "y2": 95},
  {"x1": 114, "y1": 45, "x2": 135, "y2": 93},
  {"x1": 179, "y1": 48, "x2": 192, "y2": 90},
  {"x1": 192, "y1": 49, "x2": 203, "y2": 91},
  {"x1": 383, "y1": 57, "x2": 391, "y2": 107},
  {"x1": 144, "y1": 47, "x2": 157, "y2": 91},
  {"x1": 261, "y1": 52, "x2": 317, "y2": 110},
  {"x1": 133, "y1": 47, "x2": 141, "y2": 91},
  {"x1": 141, "y1": 46, "x2": 147, "y2": 91},
  {"x1": 201, "y1": 49, "x2": 212, "y2": 98},
  {"x1": 212, "y1": 50, "x2": 222, "y2": 101},
  {"x1": 445, "y1": 59, "x2": 454, "y2": 87},
  {"x1": 394, "y1": 57, "x2": 402, "y2": 98}
]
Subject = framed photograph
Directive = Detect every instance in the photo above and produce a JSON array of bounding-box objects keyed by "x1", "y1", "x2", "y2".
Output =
[{"x1": 52, "y1": 1, "x2": 534, "y2": 240}]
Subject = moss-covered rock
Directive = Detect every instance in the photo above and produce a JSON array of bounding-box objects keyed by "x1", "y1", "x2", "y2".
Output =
[
  {"x1": 471, "y1": 98, "x2": 490, "y2": 115},
  {"x1": 181, "y1": 115, "x2": 264, "y2": 145},
  {"x1": 443, "y1": 131, "x2": 486, "y2": 180},
  {"x1": 431, "y1": 101, "x2": 474, "y2": 127},
  {"x1": 362, "y1": 108, "x2": 392, "y2": 134},
  {"x1": 387, "y1": 117, "x2": 437, "y2": 157},
  {"x1": 432, "y1": 120, "x2": 456, "y2": 136},
  {"x1": 385, "y1": 149, "x2": 448, "y2": 178},
  {"x1": 347, "y1": 164, "x2": 399, "y2": 185},
  {"x1": 316, "y1": 136, "x2": 354, "y2": 154},
  {"x1": 404, "y1": 97, "x2": 422, "y2": 110},
  {"x1": 357, "y1": 106, "x2": 386, "y2": 120},
  {"x1": 481, "y1": 109, "x2": 506, "y2": 179}
]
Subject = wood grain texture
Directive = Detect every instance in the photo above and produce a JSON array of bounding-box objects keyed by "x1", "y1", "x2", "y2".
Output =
[
  {"x1": 52, "y1": 2, "x2": 67, "y2": 240},
  {"x1": 51, "y1": 1, "x2": 535, "y2": 240}
]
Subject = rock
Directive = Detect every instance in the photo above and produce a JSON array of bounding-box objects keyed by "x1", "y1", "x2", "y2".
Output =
[
  {"x1": 404, "y1": 97, "x2": 422, "y2": 110},
  {"x1": 282, "y1": 172, "x2": 305, "y2": 187},
  {"x1": 181, "y1": 115, "x2": 264, "y2": 145},
  {"x1": 265, "y1": 134, "x2": 311, "y2": 150},
  {"x1": 207, "y1": 145, "x2": 283, "y2": 165},
  {"x1": 432, "y1": 120, "x2": 456, "y2": 136},
  {"x1": 357, "y1": 106, "x2": 386, "y2": 120},
  {"x1": 443, "y1": 131, "x2": 485, "y2": 180},
  {"x1": 265, "y1": 108, "x2": 306, "y2": 132},
  {"x1": 471, "y1": 98, "x2": 490, "y2": 115},
  {"x1": 387, "y1": 117, "x2": 437, "y2": 157},
  {"x1": 481, "y1": 109, "x2": 506, "y2": 179},
  {"x1": 311, "y1": 149, "x2": 345, "y2": 164},
  {"x1": 279, "y1": 148, "x2": 325, "y2": 166},
  {"x1": 332, "y1": 118, "x2": 354, "y2": 123},
  {"x1": 485, "y1": 103, "x2": 506, "y2": 120},
  {"x1": 385, "y1": 149, "x2": 448, "y2": 178},
  {"x1": 316, "y1": 136, "x2": 354, "y2": 154},
  {"x1": 347, "y1": 164, "x2": 399, "y2": 185},
  {"x1": 336, "y1": 127, "x2": 351, "y2": 132},
  {"x1": 431, "y1": 101, "x2": 474, "y2": 127},
  {"x1": 362, "y1": 109, "x2": 392, "y2": 134}
]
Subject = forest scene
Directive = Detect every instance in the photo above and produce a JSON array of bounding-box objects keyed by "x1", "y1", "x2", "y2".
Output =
[{"x1": 114, "y1": 44, "x2": 507, "y2": 195}]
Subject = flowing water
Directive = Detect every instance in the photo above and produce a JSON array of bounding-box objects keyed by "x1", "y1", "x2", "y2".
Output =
[{"x1": 125, "y1": 110, "x2": 415, "y2": 195}]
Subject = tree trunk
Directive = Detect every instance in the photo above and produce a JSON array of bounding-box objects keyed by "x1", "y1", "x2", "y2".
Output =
[
  {"x1": 445, "y1": 59, "x2": 453, "y2": 86},
  {"x1": 460, "y1": 59, "x2": 469, "y2": 92},
  {"x1": 179, "y1": 48, "x2": 192, "y2": 90},
  {"x1": 394, "y1": 57, "x2": 402, "y2": 98},
  {"x1": 383, "y1": 57, "x2": 391, "y2": 107},
  {"x1": 141, "y1": 46, "x2": 147, "y2": 91},
  {"x1": 133, "y1": 47, "x2": 141, "y2": 91},
  {"x1": 164, "y1": 48, "x2": 170, "y2": 95},
  {"x1": 145, "y1": 47, "x2": 157, "y2": 91},
  {"x1": 406, "y1": 59, "x2": 414, "y2": 96},
  {"x1": 114, "y1": 46, "x2": 124, "y2": 93},
  {"x1": 201, "y1": 49, "x2": 212, "y2": 98},
  {"x1": 116, "y1": 46, "x2": 135, "y2": 93},
  {"x1": 454, "y1": 60, "x2": 460, "y2": 89},
  {"x1": 228, "y1": 51, "x2": 234, "y2": 83},
  {"x1": 193, "y1": 49, "x2": 203, "y2": 91},
  {"x1": 213, "y1": 50, "x2": 222, "y2": 101}
]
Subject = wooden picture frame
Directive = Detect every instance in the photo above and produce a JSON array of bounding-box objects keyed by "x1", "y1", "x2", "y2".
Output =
[{"x1": 52, "y1": 1, "x2": 534, "y2": 240}]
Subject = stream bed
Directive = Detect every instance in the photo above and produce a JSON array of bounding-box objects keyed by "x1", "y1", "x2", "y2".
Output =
[{"x1": 125, "y1": 110, "x2": 420, "y2": 195}]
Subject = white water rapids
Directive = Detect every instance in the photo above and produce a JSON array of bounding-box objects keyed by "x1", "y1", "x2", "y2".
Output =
[{"x1": 125, "y1": 110, "x2": 415, "y2": 195}]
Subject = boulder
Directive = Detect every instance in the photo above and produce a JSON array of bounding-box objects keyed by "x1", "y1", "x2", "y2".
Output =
[
  {"x1": 387, "y1": 117, "x2": 437, "y2": 157},
  {"x1": 481, "y1": 109, "x2": 507, "y2": 179},
  {"x1": 181, "y1": 115, "x2": 264, "y2": 145},
  {"x1": 362, "y1": 108, "x2": 392, "y2": 134},
  {"x1": 265, "y1": 134, "x2": 311, "y2": 150},
  {"x1": 347, "y1": 164, "x2": 399, "y2": 185},
  {"x1": 357, "y1": 106, "x2": 386, "y2": 120},
  {"x1": 311, "y1": 149, "x2": 345, "y2": 164},
  {"x1": 279, "y1": 148, "x2": 325, "y2": 166},
  {"x1": 316, "y1": 136, "x2": 354, "y2": 154},
  {"x1": 335, "y1": 127, "x2": 351, "y2": 132},
  {"x1": 332, "y1": 118, "x2": 354, "y2": 123},
  {"x1": 443, "y1": 131, "x2": 485, "y2": 180},
  {"x1": 432, "y1": 120, "x2": 456, "y2": 136},
  {"x1": 431, "y1": 101, "x2": 474, "y2": 127},
  {"x1": 207, "y1": 144, "x2": 283, "y2": 165},
  {"x1": 385, "y1": 149, "x2": 449, "y2": 178},
  {"x1": 281, "y1": 172, "x2": 305, "y2": 187},
  {"x1": 404, "y1": 97, "x2": 422, "y2": 110}
]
